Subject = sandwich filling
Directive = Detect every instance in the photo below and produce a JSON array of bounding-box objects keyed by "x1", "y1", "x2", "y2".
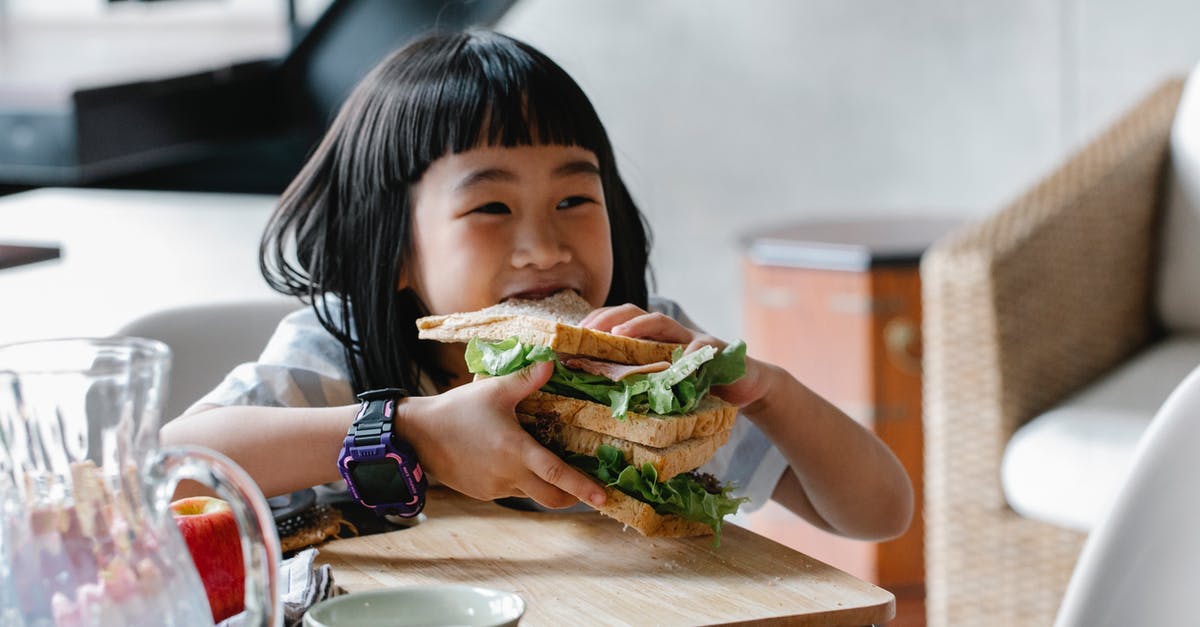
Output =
[
  {"x1": 465, "y1": 336, "x2": 747, "y2": 419},
  {"x1": 525, "y1": 411, "x2": 746, "y2": 538},
  {"x1": 566, "y1": 444, "x2": 748, "y2": 541}
]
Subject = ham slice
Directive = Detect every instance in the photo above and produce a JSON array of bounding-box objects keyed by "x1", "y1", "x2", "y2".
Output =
[{"x1": 560, "y1": 354, "x2": 671, "y2": 381}]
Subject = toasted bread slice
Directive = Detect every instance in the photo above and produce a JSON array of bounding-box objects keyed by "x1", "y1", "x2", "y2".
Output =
[
  {"x1": 517, "y1": 391, "x2": 738, "y2": 448},
  {"x1": 416, "y1": 290, "x2": 680, "y2": 365},
  {"x1": 595, "y1": 486, "x2": 714, "y2": 537},
  {"x1": 517, "y1": 413, "x2": 731, "y2": 479}
]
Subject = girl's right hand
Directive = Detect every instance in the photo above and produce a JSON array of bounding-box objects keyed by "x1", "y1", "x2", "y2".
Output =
[{"x1": 395, "y1": 361, "x2": 607, "y2": 510}]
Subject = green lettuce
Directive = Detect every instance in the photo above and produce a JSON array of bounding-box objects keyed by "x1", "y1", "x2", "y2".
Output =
[
  {"x1": 465, "y1": 336, "x2": 747, "y2": 419},
  {"x1": 567, "y1": 444, "x2": 749, "y2": 543}
]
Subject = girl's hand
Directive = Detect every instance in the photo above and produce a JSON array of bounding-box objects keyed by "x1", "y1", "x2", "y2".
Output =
[
  {"x1": 397, "y1": 361, "x2": 605, "y2": 509},
  {"x1": 579, "y1": 304, "x2": 773, "y2": 408}
]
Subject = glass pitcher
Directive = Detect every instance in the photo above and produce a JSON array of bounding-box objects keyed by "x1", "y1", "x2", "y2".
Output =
[{"x1": 0, "y1": 337, "x2": 281, "y2": 626}]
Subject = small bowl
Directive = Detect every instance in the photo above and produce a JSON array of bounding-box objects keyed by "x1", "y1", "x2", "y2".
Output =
[{"x1": 303, "y1": 585, "x2": 525, "y2": 627}]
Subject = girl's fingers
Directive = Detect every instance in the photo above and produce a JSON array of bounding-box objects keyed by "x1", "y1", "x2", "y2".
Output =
[
  {"x1": 522, "y1": 443, "x2": 605, "y2": 507},
  {"x1": 484, "y1": 360, "x2": 554, "y2": 405},
  {"x1": 579, "y1": 303, "x2": 647, "y2": 332},
  {"x1": 516, "y1": 476, "x2": 578, "y2": 509},
  {"x1": 611, "y1": 312, "x2": 694, "y2": 343},
  {"x1": 685, "y1": 334, "x2": 727, "y2": 355},
  {"x1": 577, "y1": 308, "x2": 602, "y2": 328}
]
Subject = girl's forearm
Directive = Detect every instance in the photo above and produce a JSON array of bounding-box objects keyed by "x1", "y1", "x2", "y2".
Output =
[
  {"x1": 160, "y1": 404, "x2": 358, "y2": 498},
  {"x1": 743, "y1": 361, "x2": 914, "y2": 541}
]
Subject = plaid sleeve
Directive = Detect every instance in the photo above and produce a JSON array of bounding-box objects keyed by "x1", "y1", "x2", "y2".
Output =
[{"x1": 190, "y1": 306, "x2": 357, "y2": 411}]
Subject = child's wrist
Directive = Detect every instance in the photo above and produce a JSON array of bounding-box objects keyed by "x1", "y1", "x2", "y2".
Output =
[{"x1": 391, "y1": 395, "x2": 426, "y2": 445}]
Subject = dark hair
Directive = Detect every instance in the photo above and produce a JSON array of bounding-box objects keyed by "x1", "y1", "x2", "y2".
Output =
[{"x1": 261, "y1": 30, "x2": 653, "y2": 394}]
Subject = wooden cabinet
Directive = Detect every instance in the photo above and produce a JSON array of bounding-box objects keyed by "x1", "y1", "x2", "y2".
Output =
[{"x1": 739, "y1": 219, "x2": 958, "y2": 627}]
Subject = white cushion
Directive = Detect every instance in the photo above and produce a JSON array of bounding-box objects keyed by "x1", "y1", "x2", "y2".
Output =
[
  {"x1": 1158, "y1": 62, "x2": 1200, "y2": 333},
  {"x1": 1002, "y1": 335, "x2": 1200, "y2": 531}
]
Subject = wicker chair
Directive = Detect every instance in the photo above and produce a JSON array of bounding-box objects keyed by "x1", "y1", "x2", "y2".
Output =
[{"x1": 921, "y1": 77, "x2": 1185, "y2": 627}]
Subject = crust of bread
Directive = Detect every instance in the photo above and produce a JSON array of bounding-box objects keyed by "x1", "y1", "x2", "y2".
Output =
[
  {"x1": 517, "y1": 391, "x2": 738, "y2": 448},
  {"x1": 593, "y1": 487, "x2": 714, "y2": 537},
  {"x1": 518, "y1": 414, "x2": 730, "y2": 479},
  {"x1": 415, "y1": 292, "x2": 680, "y2": 365}
]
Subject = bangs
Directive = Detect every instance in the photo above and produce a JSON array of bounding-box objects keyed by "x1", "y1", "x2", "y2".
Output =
[
  {"x1": 346, "y1": 31, "x2": 613, "y2": 186},
  {"x1": 459, "y1": 34, "x2": 609, "y2": 155}
]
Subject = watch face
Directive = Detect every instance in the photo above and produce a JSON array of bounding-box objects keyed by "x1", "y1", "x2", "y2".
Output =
[{"x1": 348, "y1": 458, "x2": 412, "y2": 506}]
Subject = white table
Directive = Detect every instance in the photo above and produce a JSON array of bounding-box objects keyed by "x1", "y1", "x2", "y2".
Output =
[{"x1": 0, "y1": 188, "x2": 286, "y2": 345}]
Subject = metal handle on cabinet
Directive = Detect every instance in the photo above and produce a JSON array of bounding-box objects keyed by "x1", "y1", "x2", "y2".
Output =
[{"x1": 884, "y1": 317, "x2": 921, "y2": 375}]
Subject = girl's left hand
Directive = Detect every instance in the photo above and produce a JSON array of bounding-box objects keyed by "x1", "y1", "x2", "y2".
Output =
[{"x1": 579, "y1": 304, "x2": 772, "y2": 408}]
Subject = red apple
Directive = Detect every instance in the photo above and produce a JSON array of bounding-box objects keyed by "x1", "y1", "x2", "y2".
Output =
[{"x1": 170, "y1": 496, "x2": 245, "y2": 622}]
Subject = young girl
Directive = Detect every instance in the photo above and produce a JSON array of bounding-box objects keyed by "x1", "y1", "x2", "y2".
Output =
[{"x1": 162, "y1": 30, "x2": 912, "y2": 541}]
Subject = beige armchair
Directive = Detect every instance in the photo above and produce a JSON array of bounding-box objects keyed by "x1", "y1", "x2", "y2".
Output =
[{"x1": 920, "y1": 78, "x2": 1186, "y2": 626}]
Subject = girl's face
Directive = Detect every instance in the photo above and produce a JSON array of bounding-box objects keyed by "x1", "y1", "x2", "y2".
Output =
[{"x1": 404, "y1": 143, "x2": 614, "y2": 317}]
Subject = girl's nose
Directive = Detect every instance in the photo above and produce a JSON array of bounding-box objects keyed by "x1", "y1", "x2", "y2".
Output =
[{"x1": 511, "y1": 216, "x2": 571, "y2": 269}]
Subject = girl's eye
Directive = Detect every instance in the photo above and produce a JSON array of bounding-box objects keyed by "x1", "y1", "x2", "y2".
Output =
[
  {"x1": 556, "y1": 196, "x2": 593, "y2": 210},
  {"x1": 470, "y1": 202, "x2": 511, "y2": 215}
]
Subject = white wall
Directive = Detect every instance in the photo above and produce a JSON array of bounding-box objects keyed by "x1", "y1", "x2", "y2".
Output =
[
  {"x1": 1, "y1": 0, "x2": 327, "y2": 22},
  {"x1": 6, "y1": 0, "x2": 1197, "y2": 340},
  {"x1": 497, "y1": 0, "x2": 1200, "y2": 340}
]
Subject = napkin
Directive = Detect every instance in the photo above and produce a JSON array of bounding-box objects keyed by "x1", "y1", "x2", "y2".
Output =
[{"x1": 218, "y1": 548, "x2": 342, "y2": 627}]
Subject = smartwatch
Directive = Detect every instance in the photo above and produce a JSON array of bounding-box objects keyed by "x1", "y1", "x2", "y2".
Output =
[{"x1": 337, "y1": 387, "x2": 427, "y2": 518}]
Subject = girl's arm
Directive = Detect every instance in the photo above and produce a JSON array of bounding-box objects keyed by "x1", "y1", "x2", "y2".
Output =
[
  {"x1": 161, "y1": 361, "x2": 607, "y2": 508},
  {"x1": 739, "y1": 360, "x2": 913, "y2": 541},
  {"x1": 162, "y1": 403, "x2": 360, "y2": 499},
  {"x1": 580, "y1": 305, "x2": 914, "y2": 541}
]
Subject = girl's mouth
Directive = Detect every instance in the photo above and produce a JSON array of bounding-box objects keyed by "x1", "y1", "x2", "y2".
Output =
[{"x1": 502, "y1": 287, "x2": 578, "y2": 302}]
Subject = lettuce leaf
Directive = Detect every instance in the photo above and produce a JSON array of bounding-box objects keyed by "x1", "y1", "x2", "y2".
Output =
[
  {"x1": 465, "y1": 336, "x2": 747, "y2": 419},
  {"x1": 567, "y1": 444, "x2": 749, "y2": 544},
  {"x1": 465, "y1": 337, "x2": 555, "y2": 375}
]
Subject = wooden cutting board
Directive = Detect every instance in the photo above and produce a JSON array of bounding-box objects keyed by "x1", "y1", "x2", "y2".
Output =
[{"x1": 314, "y1": 487, "x2": 894, "y2": 626}]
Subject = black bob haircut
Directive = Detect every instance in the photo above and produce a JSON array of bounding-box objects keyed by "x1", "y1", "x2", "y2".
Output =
[{"x1": 261, "y1": 30, "x2": 654, "y2": 394}]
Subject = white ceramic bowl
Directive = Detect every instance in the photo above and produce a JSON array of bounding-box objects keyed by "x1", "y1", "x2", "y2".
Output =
[{"x1": 303, "y1": 585, "x2": 525, "y2": 627}]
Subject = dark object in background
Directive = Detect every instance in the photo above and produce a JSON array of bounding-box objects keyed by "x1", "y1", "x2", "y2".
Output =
[
  {"x1": 0, "y1": 243, "x2": 60, "y2": 270},
  {"x1": 0, "y1": 0, "x2": 516, "y2": 195},
  {"x1": 0, "y1": 61, "x2": 284, "y2": 192}
]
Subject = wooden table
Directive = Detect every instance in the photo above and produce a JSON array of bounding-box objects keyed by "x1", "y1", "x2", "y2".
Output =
[{"x1": 314, "y1": 488, "x2": 895, "y2": 626}]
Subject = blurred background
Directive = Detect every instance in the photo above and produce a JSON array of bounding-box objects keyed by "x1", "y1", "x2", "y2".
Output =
[{"x1": 2, "y1": 0, "x2": 1199, "y2": 338}]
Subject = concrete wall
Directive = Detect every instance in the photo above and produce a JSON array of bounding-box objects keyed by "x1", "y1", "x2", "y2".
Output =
[
  {"x1": 6, "y1": 0, "x2": 1197, "y2": 340},
  {"x1": 498, "y1": 0, "x2": 1200, "y2": 340}
]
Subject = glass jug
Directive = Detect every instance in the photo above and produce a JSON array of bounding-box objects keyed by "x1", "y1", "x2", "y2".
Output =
[{"x1": 0, "y1": 337, "x2": 281, "y2": 626}]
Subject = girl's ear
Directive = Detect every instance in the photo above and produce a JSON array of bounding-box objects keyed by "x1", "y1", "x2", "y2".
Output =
[
  {"x1": 396, "y1": 255, "x2": 418, "y2": 293},
  {"x1": 395, "y1": 248, "x2": 411, "y2": 292}
]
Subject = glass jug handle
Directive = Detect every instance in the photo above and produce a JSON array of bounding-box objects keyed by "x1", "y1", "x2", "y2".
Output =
[{"x1": 146, "y1": 445, "x2": 283, "y2": 627}]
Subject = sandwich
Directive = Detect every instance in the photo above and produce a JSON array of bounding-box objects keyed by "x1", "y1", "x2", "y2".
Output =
[{"x1": 416, "y1": 290, "x2": 749, "y2": 539}]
